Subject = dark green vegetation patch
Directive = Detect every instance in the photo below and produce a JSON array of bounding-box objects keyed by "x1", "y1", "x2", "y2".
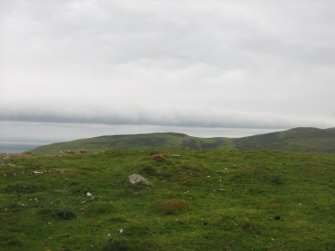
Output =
[{"x1": 0, "y1": 149, "x2": 334, "y2": 250}]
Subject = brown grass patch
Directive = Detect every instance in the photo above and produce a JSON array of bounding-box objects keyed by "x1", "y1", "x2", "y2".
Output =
[{"x1": 157, "y1": 199, "x2": 188, "y2": 215}]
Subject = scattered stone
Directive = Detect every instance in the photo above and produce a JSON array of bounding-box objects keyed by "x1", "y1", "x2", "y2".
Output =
[
  {"x1": 79, "y1": 149, "x2": 88, "y2": 154},
  {"x1": 152, "y1": 153, "x2": 167, "y2": 161},
  {"x1": 33, "y1": 170, "x2": 44, "y2": 174},
  {"x1": 86, "y1": 192, "x2": 95, "y2": 199},
  {"x1": 0, "y1": 152, "x2": 19, "y2": 163},
  {"x1": 128, "y1": 174, "x2": 149, "y2": 185}
]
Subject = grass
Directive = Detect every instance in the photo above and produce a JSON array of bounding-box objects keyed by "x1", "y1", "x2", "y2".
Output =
[
  {"x1": 156, "y1": 199, "x2": 188, "y2": 215},
  {"x1": 0, "y1": 149, "x2": 334, "y2": 250}
]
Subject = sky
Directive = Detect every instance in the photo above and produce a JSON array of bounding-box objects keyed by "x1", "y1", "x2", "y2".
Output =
[{"x1": 0, "y1": 0, "x2": 335, "y2": 147}]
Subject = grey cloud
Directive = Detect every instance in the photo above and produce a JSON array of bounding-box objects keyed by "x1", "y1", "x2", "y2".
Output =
[
  {"x1": 0, "y1": 0, "x2": 334, "y2": 144},
  {"x1": 0, "y1": 103, "x2": 329, "y2": 129}
]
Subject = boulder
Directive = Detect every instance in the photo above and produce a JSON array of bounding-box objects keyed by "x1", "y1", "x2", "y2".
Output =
[{"x1": 128, "y1": 174, "x2": 149, "y2": 185}]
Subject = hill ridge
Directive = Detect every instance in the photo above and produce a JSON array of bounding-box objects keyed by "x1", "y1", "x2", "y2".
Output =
[{"x1": 30, "y1": 127, "x2": 335, "y2": 154}]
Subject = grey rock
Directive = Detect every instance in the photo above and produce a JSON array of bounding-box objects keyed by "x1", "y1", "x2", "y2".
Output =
[{"x1": 128, "y1": 174, "x2": 149, "y2": 185}]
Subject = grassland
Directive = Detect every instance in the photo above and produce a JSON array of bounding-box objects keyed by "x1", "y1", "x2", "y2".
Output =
[
  {"x1": 235, "y1": 127, "x2": 335, "y2": 153},
  {"x1": 1, "y1": 149, "x2": 335, "y2": 250},
  {"x1": 30, "y1": 127, "x2": 335, "y2": 154}
]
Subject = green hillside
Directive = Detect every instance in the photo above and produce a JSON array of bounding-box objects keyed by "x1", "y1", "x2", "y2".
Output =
[
  {"x1": 1, "y1": 149, "x2": 335, "y2": 250},
  {"x1": 234, "y1": 127, "x2": 335, "y2": 153},
  {"x1": 30, "y1": 132, "x2": 234, "y2": 154},
  {"x1": 30, "y1": 127, "x2": 335, "y2": 154},
  {"x1": 325, "y1": 127, "x2": 335, "y2": 134}
]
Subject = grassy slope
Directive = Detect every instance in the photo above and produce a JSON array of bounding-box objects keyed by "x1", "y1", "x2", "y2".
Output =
[
  {"x1": 234, "y1": 127, "x2": 335, "y2": 153},
  {"x1": 30, "y1": 128, "x2": 335, "y2": 154},
  {"x1": 31, "y1": 133, "x2": 234, "y2": 154},
  {"x1": 325, "y1": 127, "x2": 335, "y2": 134},
  {"x1": 1, "y1": 149, "x2": 335, "y2": 250}
]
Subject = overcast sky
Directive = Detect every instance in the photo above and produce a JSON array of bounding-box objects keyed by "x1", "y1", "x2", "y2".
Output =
[{"x1": 1, "y1": 0, "x2": 335, "y2": 144}]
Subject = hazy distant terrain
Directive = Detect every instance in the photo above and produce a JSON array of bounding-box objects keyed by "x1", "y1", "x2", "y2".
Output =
[
  {"x1": 0, "y1": 143, "x2": 44, "y2": 153},
  {"x1": 30, "y1": 127, "x2": 335, "y2": 154}
]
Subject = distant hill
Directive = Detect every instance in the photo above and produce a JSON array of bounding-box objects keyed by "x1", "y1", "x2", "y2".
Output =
[
  {"x1": 234, "y1": 127, "x2": 335, "y2": 153},
  {"x1": 30, "y1": 127, "x2": 335, "y2": 154},
  {"x1": 325, "y1": 127, "x2": 335, "y2": 134},
  {"x1": 30, "y1": 132, "x2": 234, "y2": 154}
]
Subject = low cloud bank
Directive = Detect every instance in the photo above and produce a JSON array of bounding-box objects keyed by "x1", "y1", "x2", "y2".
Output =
[{"x1": 0, "y1": 103, "x2": 328, "y2": 129}]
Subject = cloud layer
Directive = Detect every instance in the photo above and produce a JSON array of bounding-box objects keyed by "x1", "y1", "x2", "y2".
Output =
[{"x1": 1, "y1": 0, "x2": 335, "y2": 138}]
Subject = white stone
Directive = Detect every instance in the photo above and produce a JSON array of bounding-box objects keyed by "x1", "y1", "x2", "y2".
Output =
[{"x1": 128, "y1": 174, "x2": 149, "y2": 185}]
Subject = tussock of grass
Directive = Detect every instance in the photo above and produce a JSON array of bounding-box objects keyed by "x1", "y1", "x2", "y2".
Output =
[{"x1": 156, "y1": 199, "x2": 188, "y2": 215}]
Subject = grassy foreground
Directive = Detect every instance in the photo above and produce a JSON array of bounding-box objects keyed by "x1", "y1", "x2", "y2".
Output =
[{"x1": 0, "y1": 149, "x2": 335, "y2": 250}]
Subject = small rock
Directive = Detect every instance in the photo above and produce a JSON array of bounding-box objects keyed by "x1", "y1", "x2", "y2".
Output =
[
  {"x1": 128, "y1": 174, "x2": 149, "y2": 185},
  {"x1": 79, "y1": 149, "x2": 88, "y2": 154},
  {"x1": 152, "y1": 153, "x2": 167, "y2": 161}
]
